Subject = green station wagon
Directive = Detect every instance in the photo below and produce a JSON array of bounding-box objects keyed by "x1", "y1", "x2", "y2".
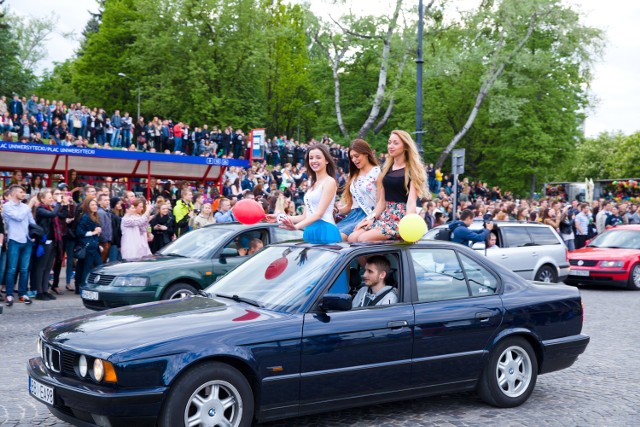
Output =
[{"x1": 80, "y1": 223, "x2": 302, "y2": 310}]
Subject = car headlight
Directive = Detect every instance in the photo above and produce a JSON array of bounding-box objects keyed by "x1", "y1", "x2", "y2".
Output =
[
  {"x1": 600, "y1": 261, "x2": 625, "y2": 268},
  {"x1": 78, "y1": 355, "x2": 88, "y2": 377},
  {"x1": 91, "y1": 358, "x2": 117, "y2": 383},
  {"x1": 112, "y1": 276, "x2": 150, "y2": 287},
  {"x1": 93, "y1": 359, "x2": 104, "y2": 381}
]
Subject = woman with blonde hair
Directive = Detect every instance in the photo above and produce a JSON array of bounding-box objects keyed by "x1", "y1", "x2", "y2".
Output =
[
  {"x1": 190, "y1": 202, "x2": 215, "y2": 229},
  {"x1": 336, "y1": 139, "x2": 380, "y2": 241},
  {"x1": 350, "y1": 130, "x2": 428, "y2": 242}
]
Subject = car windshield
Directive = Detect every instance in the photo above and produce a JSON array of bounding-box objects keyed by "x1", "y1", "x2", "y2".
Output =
[
  {"x1": 207, "y1": 246, "x2": 339, "y2": 313},
  {"x1": 157, "y1": 227, "x2": 234, "y2": 258},
  {"x1": 587, "y1": 229, "x2": 640, "y2": 249}
]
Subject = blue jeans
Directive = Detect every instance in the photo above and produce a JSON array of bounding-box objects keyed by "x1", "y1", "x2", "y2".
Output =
[
  {"x1": 80, "y1": 248, "x2": 102, "y2": 287},
  {"x1": 121, "y1": 129, "x2": 131, "y2": 146},
  {"x1": 108, "y1": 244, "x2": 121, "y2": 263},
  {"x1": 65, "y1": 237, "x2": 75, "y2": 285},
  {"x1": 5, "y1": 240, "x2": 33, "y2": 298},
  {"x1": 111, "y1": 129, "x2": 121, "y2": 147},
  {"x1": 174, "y1": 137, "x2": 183, "y2": 153},
  {"x1": 0, "y1": 248, "x2": 6, "y2": 287}
]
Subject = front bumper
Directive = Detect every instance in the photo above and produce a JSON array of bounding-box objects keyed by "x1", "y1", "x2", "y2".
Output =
[
  {"x1": 80, "y1": 286, "x2": 156, "y2": 311},
  {"x1": 565, "y1": 268, "x2": 629, "y2": 288},
  {"x1": 540, "y1": 334, "x2": 590, "y2": 374},
  {"x1": 28, "y1": 357, "x2": 166, "y2": 427}
]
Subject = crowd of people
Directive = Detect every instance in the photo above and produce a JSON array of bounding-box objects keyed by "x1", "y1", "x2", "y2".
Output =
[
  {"x1": 0, "y1": 93, "x2": 358, "y2": 167},
  {"x1": 2, "y1": 112, "x2": 639, "y2": 308}
]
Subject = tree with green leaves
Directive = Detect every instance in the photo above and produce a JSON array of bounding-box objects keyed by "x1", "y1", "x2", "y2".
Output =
[{"x1": 0, "y1": 1, "x2": 36, "y2": 95}]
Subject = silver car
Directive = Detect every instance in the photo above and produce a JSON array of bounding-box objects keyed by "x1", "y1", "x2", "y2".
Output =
[{"x1": 423, "y1": 221, "x2": 570, "y2": 283}]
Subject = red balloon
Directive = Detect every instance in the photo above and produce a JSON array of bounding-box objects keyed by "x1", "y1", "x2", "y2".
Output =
[
  {"x1": 265, "y1": 257, "x2": 288, "y2": 280},
  {"x1": 233, "y1": 199, "x2": 265, "y2": 225}
]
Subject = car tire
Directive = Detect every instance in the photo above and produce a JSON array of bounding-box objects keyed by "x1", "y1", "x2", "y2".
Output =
[
  {"x1": 478, "y1": 337, "x2": 538, "y2": 408},
  {"x1": 534, "y1": 265, "x2": 557, "y2": 283},
  {"x1": 158, "y1": 361, "x2": 254, "y2": 427},
  {"x1": 162, "y1": 283, "x2": 198, "y2": 300},
  {"x1": 627, "y1": 263, "x2": 640, "y2": 290}
]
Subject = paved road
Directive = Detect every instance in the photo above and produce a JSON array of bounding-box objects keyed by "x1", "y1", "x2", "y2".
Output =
[{"x1": 1, "y1": 285, "x2": 638, "y2": 426}]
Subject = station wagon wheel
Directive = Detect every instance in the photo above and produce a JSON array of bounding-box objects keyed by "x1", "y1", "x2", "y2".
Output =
[
  {"x1": 159, "y1": 362, "x2": 254, "y2": 427},
  {"x1": 628, "y1": 263, "x2": 640, "y2": 290},
  {"x1": 478, "y1": 337, "x2": 538, "y2": 408},
  {"x1": 534, "y1": 265, "x2": 557, "y2": 283},
  {"x1": 163, "y1": 283, "x2": 198, "y2": 300}
]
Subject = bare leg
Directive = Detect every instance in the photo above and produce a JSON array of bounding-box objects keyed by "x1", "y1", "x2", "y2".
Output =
[{"x1": 356, "y1": 228, "x2": 391, "y2": 242}]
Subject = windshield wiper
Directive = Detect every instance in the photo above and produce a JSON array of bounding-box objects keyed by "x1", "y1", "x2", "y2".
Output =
[
  {"x1": 162, "y1": 252, "x2": 187, "y2": 258},
  {"x1": 215, "y1": 293, "x2": 262, "y2": 308}
]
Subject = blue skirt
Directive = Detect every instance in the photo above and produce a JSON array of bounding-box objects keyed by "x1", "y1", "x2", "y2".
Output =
[
  {"x1": 337, "y1": 208, "x2": 367, "y2": 236},
  {"x1": 303, "y1": 220, "x2": 342, "y2": 244}
]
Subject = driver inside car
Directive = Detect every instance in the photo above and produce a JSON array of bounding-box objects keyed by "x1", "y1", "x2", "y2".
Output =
[{"x1": 351, "y1": 255, "x2": 398, "y2": 307}]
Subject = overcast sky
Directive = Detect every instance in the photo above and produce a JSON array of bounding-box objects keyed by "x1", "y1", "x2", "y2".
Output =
[{"x1": 5, "y1": 0, "x2": 639, "y2": 137}]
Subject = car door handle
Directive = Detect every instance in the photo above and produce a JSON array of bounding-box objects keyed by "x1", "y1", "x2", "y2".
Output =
[
  {"x1": 387, "y1": 320, "x2": 408, "y2": 329},
  {"x1": 475, "y1": 311, "x2": 494, "y2": 321},
  {"x1": 500, "y1": 254, "x2": 508, "y2": 259}
]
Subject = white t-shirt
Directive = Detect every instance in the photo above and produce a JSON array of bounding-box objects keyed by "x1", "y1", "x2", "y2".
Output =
[{"x1": 352, "y1": 285, "x2": 398, "y2": 308}]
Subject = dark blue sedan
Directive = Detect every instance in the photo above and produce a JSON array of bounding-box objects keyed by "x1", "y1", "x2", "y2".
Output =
[{"x1": 28, "y1": 241, "x2": 589, "y2": 427}]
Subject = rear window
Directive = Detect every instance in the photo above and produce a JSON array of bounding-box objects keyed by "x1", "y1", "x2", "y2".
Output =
[
  {"x1": 527, "y1": 227, "x2": 561, "y2": 245},
  {"x1": 502, "y1": 227, "x2": 532, "y2": 248}
]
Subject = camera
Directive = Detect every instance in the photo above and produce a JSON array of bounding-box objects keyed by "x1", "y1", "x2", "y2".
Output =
[{"x1": 194, "y1": 209, "x2": 201, "y2": 215}]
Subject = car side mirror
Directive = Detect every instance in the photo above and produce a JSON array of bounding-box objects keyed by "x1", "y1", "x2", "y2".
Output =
[{"x1": 320, "y1": 294, "x2": 352, "y2": 312}]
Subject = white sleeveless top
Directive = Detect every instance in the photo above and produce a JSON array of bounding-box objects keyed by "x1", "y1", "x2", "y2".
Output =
[{"x1": 304, "y1": 178, "x2": 336, "y2": 224}]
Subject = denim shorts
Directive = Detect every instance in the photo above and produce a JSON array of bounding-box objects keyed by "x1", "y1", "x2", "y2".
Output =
[{"x1": 337, "y1": 208, "x2": 367, "y2": 236}]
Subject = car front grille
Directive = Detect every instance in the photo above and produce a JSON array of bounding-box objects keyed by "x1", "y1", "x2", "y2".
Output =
[
  {"x1": 570, "y1": 259, "x2": 598, "y2": 267},
  {"x1": 61, "y1": 350, "x2": 77, "y2": 377},
  {"x1": 87, "y1": 273, "x2": 115, "y2": 286}
]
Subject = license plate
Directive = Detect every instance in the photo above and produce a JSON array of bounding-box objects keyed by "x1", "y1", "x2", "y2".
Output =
[
  {"x1": 570, "y1": 269, "x2": 590, "y2": 277},
  {"x1": 29, "y1": 377, "x2": 54, "y2": 405},
  {"x1": 81, "y1": 290, "x2": 99, "y2": 300}
]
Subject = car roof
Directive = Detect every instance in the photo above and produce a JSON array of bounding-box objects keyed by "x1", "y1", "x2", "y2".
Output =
[
  {"x1": 435, "y1": 220, "x2": 555, "y2": 230},
  {"x1": 601, "y1": 224, "x2": 640, "y2": 231},
  {"x1": 200, "y1": 222, "x2": 281, "y2": 231},
  {"x1": 269, "y1": 239, "x2": 469, "y2": 254}
]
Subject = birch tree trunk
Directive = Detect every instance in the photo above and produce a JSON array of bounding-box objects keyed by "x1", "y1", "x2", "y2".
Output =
[
  {"x1": 435, "y1": 12, "x2": 539, "y2": 169},
  {"x1": 356, "y1": 0, "x2": 403, "y2": 139}
]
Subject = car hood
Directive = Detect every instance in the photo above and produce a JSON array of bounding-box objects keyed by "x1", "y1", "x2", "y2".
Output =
[
  {"x1": 569, "y1": 247, "x2": 640, "y2": 260},
  {"x1": 42, "y1": 296, "x2": 283, "y2": 358},
  {"x1": 94, "y1": 254, "x2": 206, "y2": 275}
]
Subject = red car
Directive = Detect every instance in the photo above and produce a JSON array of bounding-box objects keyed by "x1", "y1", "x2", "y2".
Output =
[{"x1": 566, "y1": 225, "x2": 640, "y2": 290}]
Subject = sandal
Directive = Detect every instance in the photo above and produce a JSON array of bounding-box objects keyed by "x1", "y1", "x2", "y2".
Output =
[
  {"x1": 51, "y1": 288, "x2": 63, "y2": 295},
  {"x1": 65, "y1": 285, "x2": 75, "y2": 292}
]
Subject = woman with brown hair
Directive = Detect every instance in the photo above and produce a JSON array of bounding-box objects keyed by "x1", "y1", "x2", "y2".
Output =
[
  {"x1": 349, "y1": 130, "x2": 428, "y2": 242},
  {"x1": 121, "y1": 198, "x2": 153, "y2": 260},
  {"x1": 32, "y1": 188, "x2": 70, "y2": 300},
  {"x1": 267, "y1": 144, "x2": 341, "y2": 244},
  {"x1": 336, "y1": 139, "x2": 380, "y2": 241},
  {"x1": 540, "y1": 207, "x2": 561, "y2": 231},
  {"x1": 76, "y1": 197, "x2": 103, "y2": 289}
]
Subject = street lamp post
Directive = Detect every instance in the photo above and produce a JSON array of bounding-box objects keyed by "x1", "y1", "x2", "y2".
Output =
[
  {"x1": 415, "y1": 0, "x2": 424, "y2": 158},
  {"x1": 297, "y1": 100, "x2": 320, "y2": 143},
  {"x1": 118, "y1": 72, "x2": 141, "y2": 121}
]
